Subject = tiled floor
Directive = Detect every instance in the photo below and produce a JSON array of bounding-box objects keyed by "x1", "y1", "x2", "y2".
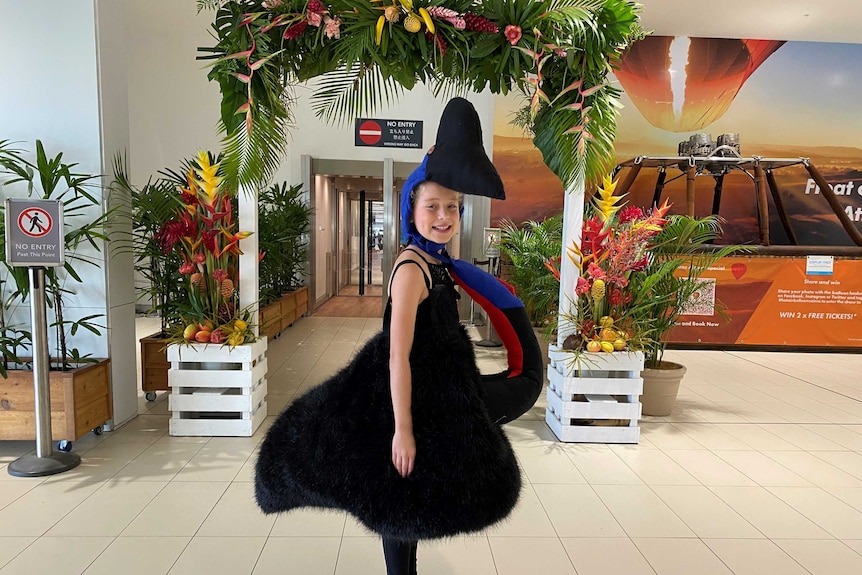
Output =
[{"x1": 1, "y1": 316, "x2": 862, "y2": 574}]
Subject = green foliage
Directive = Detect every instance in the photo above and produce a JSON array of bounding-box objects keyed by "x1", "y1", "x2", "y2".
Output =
[
  {"x1": 628, "y1": 215, "x2": 750, "y2": 366},
  {"x1": 258, "y1": 182, "x2": 313, "y2": 302},
  {"x1": 499, "y1": 213, "x2": 563, "y2": 328},
  {"x1": 111, "y1": 156, "x2": 185, "y2": 334},
  {"x1": 198, "y1": 1, "x2": 643, "y2": 191},
  {"x1": 0, "y1": 139, "x2": 110, "y2": 371}
]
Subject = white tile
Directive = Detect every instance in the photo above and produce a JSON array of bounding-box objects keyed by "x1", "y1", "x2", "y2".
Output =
[
  {"x1": 485, "y1": 484, "x2": 557, "y2": 538},
  {"x1": 422, "y1": 536, "x2": 497, "y2": 575},
  {"x1": 197, "y1": 482, "x2": 277, "y2": 536},
  {"x1": 714, "y1": 450, "x2": 812, "y2": 487},
  {"x1": 758, "y1": 424, "x2": 847, "y2": 451},
  {"x1": 488, "y1": 537, "x2": 576, "y2": 575},
  {"x1": 0, "y1": 536, "x2": 112, "y2": 575},
  {"x1": 763, "y1": 451, "x2": 862, "y2": 487},
  {"x1": 47, "y1": 480, "x2": 165, "y2": 536},
  {"x1": 514, "y1": 445, "x2": 586, "y2": 484},
  {"x1": 335, "y1": 536, "x2": 386, "y2": 575},
  {"x1": 0, "y1": 481, "x2": 102, "y2": 536},
  {"x1": 0, "y1": 537, "x2": 34, "y2": 571},
  {"x1": 814, "y1": 451, "x2": 862, "y2": 481},
  {"x1": 167, "y1": 536, "x2": 266, "y2": 575},
  {"x1": 669, "y1": 423, "x2": 751, "y2": 450},
  {"x1": 253, "y1": 537, "x2": 340, "y2": 575},
  {"x1": 652, "y1": 485, "x2": 763, "y2": 539},
  {"x1": 593, "y1": 485, "x2": 695, "y2": 538},
  {"x1": 633, "y1": 538, "x2": 734, "y2": 575},
  {"x1": 614, "y1": 449, "x2": 700, "y2": 485},
  {"x1": 83, "y1": 536, "x2": 190, "y2": 575},
  {"x1": 663, "y1": 450, "x2": 756, "y2": 486},
  {"x1": 122, "y1": 482, "x2": 229, "y2": 536},
  {"x1": 709, "y1": 486, "x2": 831, "y2": 539},
  {"x1": 719, "y1": 425, "x2": 800, "y2": 451},
  {"x1": 561, "y1": 537, "x2": 655, "y2": 575},
  {"x1": 563, "y1": 445, "x2": 644, "y2": 485},
  {"x1": 767, "y1": 486, "x2": 862, "y2": 539},
  {"x1": 532, "y1": 484, "x2": 626, "y2": 538},
  {"x1": 773, "y1": 539, "x2": 862, "y2": 575},
  {"x1": 172, "y1": 440, "x2": 255, "y2": 482},
  {"x1": 703, "y1": 539, "x2": 812, "y2": 575}
]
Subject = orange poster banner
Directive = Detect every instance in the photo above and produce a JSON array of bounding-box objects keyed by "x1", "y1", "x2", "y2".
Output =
[{"x1": 668, "y1": 256, "x2": 862, "y2": 348}]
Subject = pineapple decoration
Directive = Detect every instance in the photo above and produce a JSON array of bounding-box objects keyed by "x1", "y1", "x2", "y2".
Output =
[{"x1": 374, "y1": 0, "x2": 435, "y2": 45}]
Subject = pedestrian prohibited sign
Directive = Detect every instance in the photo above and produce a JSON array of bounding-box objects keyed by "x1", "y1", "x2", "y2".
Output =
[{"x1": 5, "y1": 199, "x2": 64, "y2": 267}]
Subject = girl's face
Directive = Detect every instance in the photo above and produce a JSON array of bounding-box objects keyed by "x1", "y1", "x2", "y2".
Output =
[{"x1": 411, "y1": 182, "x2": 461, "y2": 244}]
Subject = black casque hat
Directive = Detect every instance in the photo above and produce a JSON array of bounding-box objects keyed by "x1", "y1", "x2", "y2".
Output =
[{"x1": 424, "y1": 97, "x2": 505, "y2": 200}]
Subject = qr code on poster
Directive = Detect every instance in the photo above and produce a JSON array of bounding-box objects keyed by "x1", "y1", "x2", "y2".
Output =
[{"x1": 681, "y1": 278, "x2": 716, "y2": 316}]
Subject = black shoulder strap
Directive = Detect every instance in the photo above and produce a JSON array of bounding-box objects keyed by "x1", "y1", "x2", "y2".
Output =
[{"x1": 389, "y1": 259, "x2": 431, "y2": 294}]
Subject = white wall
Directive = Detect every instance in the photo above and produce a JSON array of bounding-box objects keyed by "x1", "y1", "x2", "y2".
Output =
[
  {"x1": 0, "y1": 0, "x2": 136, "y2": 427},
  {"x1": 0, "y1": 1, "x2": 106, "y2": 358}
]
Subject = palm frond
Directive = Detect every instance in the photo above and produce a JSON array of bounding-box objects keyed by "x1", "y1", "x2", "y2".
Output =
[
  {"x1": 219, "y1": 102, "x2": 288, "y2": 192},
  {"x1": 310, "y1": 65, "x2": 407, "y2": 127}
]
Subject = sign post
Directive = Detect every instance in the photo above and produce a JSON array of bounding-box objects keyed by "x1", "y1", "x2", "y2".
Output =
[{"x1": 4, "y1": 199, "x2": 81, "y2": 477}]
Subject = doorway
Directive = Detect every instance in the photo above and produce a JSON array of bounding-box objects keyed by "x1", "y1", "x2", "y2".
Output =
[
  {"x1": 338, "y1": 188, "x2": 384, "y2": 298},
  {"x1": 305, "y1": 157, "x2": 417, "y2": 318}
]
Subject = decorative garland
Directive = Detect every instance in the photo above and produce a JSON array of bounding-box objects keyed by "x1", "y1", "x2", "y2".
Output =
[{"x1": 198, "y1": 0, "x2": 643, "y2": 190}]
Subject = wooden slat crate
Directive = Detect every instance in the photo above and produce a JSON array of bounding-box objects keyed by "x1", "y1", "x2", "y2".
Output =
[{"x1": 167, "y1": 338, "x2": 268, "y2": 437}]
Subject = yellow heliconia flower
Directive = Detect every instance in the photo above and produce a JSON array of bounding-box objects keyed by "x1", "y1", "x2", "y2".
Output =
[
  {"x1": 193, "y1": 151, "x2": 222, "y2": 204},
  {"x1": 592, "y1": 174, "x2": 625, "y2": 222}
]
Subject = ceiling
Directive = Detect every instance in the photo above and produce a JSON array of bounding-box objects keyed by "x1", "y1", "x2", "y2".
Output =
[{"x1": 637, "y1": 0, "x2": 862, "y2": 44}]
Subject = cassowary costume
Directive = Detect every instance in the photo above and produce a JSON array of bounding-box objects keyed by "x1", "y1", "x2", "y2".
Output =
[{"x1": 255, "y1": 98, "x2": 543, "y2": 540}]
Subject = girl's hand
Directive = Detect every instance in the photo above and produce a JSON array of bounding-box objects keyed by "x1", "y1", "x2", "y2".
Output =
[{"x1": 391, "y1": 429, "x2": 416, "y2": 477}]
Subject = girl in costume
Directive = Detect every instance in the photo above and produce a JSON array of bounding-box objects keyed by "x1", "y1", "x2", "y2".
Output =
[{"x1": 255, "y1": 98, "x2": 543, "y2": 575}]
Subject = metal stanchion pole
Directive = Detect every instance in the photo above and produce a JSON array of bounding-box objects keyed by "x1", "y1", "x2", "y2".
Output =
[
  {"x1": 7, "y1": 267, "x2": 81, "y2": 477},
  {"x1": 474, "y1": 256, "x2": 501, "y2": 348}
]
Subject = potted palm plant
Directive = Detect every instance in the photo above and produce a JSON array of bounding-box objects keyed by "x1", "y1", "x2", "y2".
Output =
[
  {"x1": 112, "y1": 158, "x2": 184, "y2": 400},
  {"x1": 258, "y1": 181, "x2": 312, "y2": 339},
  {"x1": 500, "y1": 212, "x2": 563, "y2": 329},
  {"x1": 0, "y1": 139, "x2": 113, "y2": 444},
  {"x1": 629, "y1": 215, "x2": 747, "y2": 415}
]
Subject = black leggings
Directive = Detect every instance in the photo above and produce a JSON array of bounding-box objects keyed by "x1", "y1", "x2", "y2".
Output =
[{"x1": 382, "y1": 538, "x2": 418, "y2": 575}]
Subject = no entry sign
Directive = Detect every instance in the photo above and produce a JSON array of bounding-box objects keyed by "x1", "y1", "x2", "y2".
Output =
[
  {"x1": 4, "y1": 199, "x2": 64, "y2": 267},
  {"x1": 355, "y1": 118, "x2": 423, "y2": 148}
]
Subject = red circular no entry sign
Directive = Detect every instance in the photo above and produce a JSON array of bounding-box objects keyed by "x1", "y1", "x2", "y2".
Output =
[{"x1": 358, "y1": 120, "x2": 382, "y2": 145}]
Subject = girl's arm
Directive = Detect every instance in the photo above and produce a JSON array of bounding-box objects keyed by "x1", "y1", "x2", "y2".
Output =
[{"x1": 388, "y1": 257, "x2": 427, "y2": 478}]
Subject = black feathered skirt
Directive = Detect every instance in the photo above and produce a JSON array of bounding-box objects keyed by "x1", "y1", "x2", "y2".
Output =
[{"x1": 254, "y1": 323, "x2": 522, "y2": 540}]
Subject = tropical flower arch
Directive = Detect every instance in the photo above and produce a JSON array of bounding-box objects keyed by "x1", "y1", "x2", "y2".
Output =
[{"x1": 198, "y1": 0, "x2": 643, "y2": 191}]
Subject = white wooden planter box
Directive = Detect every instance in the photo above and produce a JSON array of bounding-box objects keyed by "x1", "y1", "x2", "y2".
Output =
[
  {"x1": 167, "y1": 338, "x2": 268, "y2": 437},
  {"x1": 545, "y1": 344, "x2": 643, "y2": 444}
]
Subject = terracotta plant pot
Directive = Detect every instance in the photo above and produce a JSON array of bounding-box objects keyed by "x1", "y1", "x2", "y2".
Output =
[{"x1": 640, "y1": 361, "x2": 687, "y2": 416}]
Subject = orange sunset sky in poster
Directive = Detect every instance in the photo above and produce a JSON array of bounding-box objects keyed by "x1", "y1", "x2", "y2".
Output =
[{"x1": 491, "y1": 37, "x2": 862, "y2": 247}]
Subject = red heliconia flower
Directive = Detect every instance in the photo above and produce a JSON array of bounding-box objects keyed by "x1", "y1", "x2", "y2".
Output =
[
  {"x1": 581, "y1": 217, "x2": 609, "y2": 256},
  {"x1": 631, "y1": 255, "x2": 648, "y2": 271},
  {"x1": 284, "y1": 20, "x2": 307, "y2": 40},
  {"x1": 202, "y1": 230, "x2": 218, "y2": 253},
  {"x1": 181, "y1": 190, "x2": 198, "y2": 206},
  {"x1": 618, "y1": 205, "x2": 644, "y2": 224},
  {"x1": 156, "y1": 220, "x2": 185, "y2": 254}
]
